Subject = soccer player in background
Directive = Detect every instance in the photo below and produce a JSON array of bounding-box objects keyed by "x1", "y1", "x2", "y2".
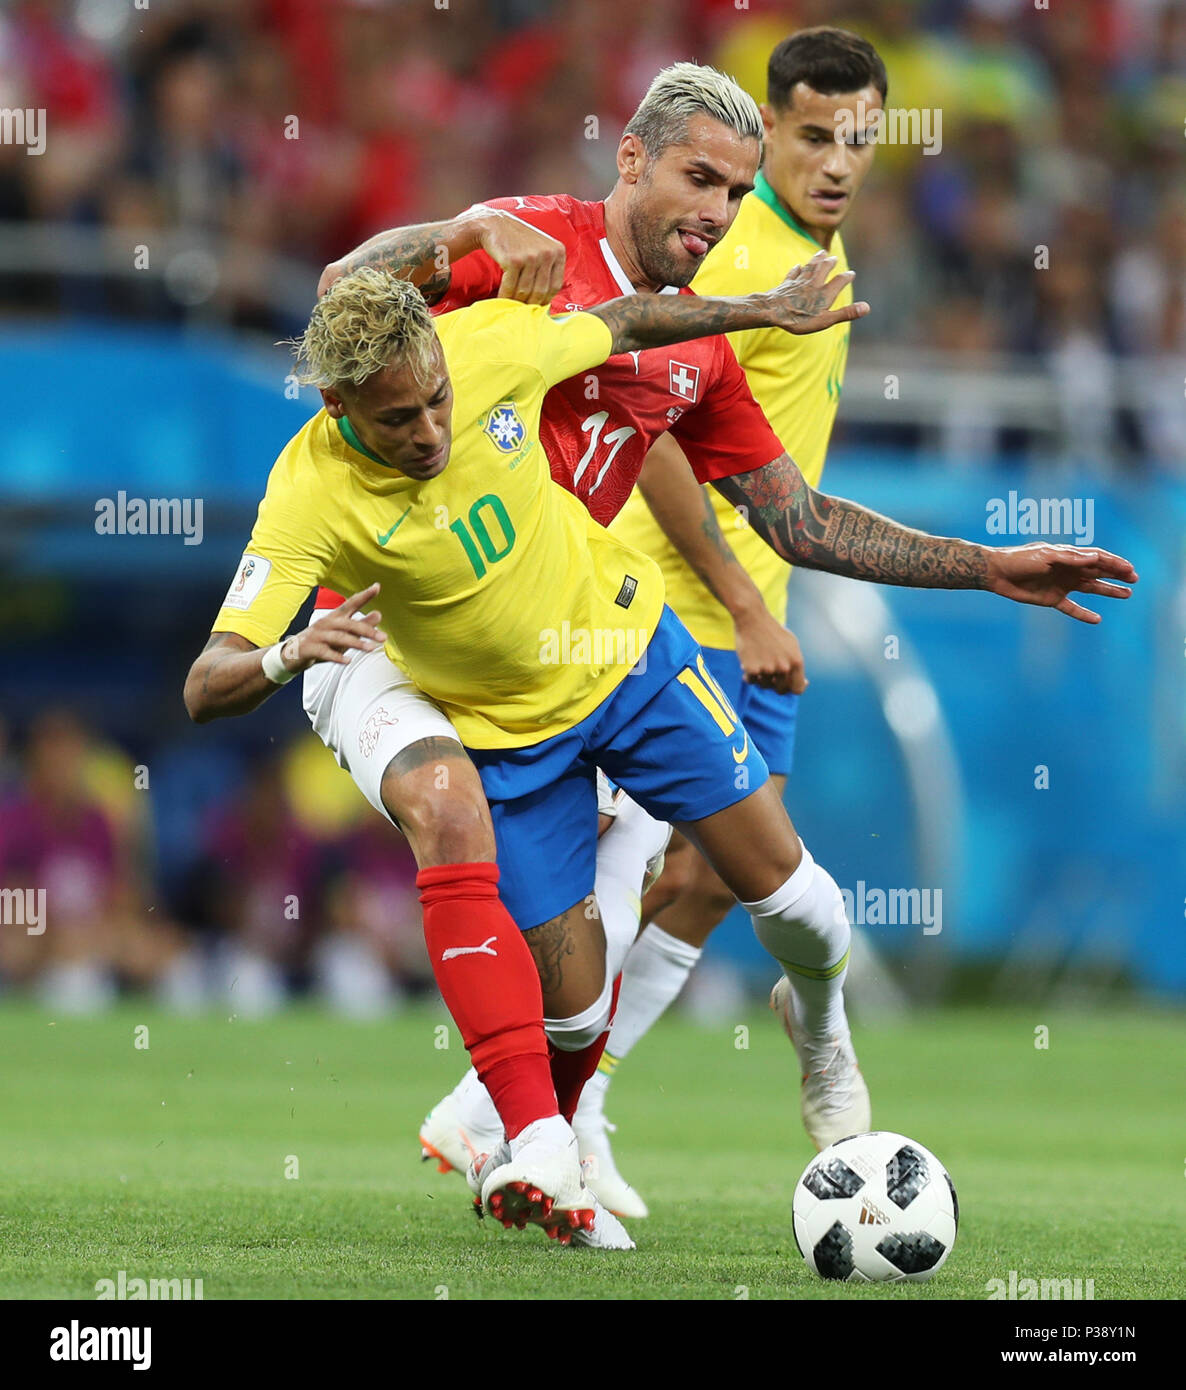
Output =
[{"x1": 591, "y1": 26, "x2": 888, "y2": 1217}]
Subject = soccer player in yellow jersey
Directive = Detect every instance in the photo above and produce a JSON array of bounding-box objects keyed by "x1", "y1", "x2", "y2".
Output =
[{"x1": 183, "y1": 258, "x2": 892, "y2": 1243}]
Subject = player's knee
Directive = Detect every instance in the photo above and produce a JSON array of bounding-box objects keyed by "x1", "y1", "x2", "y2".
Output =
[
  {"x1": 545, "y1": 975, "x2": 614, "y2": 1051},
  {"x1": 385, "y1": 771, "x2": 495, "y2": 865}
]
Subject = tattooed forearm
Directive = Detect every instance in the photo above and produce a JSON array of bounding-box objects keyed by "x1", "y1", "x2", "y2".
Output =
[
  {"x1": 590, "y1": 293, "x2": 777, "y2": 355},
  {"x1": 199, "y1": 631, "x2": 239, "y2": 699},
  {"x1": 714, "y1": 455, "x2": 991, "y2": 589},
  {"x1": 588, "y1": 256, "x2": 859, "y2": 354},
  {"x1": 342, "y1": 222, "x2": 458, "y2": 298},
  {"x1": 524, "y1": 914, "x2": 577, "y2": 996},
  {"x1": 689, "y1": 488, "x2": 744, "y2": 604}
]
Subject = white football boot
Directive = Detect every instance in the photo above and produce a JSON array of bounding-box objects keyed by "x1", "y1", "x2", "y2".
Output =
[
  {"x1": 466, "y1": 1139, "x2": 510, "y2": 1200},
  {"x1": 420, "y1": 1067, "x2": 505, "y2": 1177},
  {"x1": 572, "y1": 1097, "x2": 649, "y2": 1219},
  {"x1": 770, "y1": 975, "x2": 871, "y2": 1151},
  {"x1": 468, "y1": 1135, "x2": 634, "y2": 1249},
  {"x1": 569, "y1": 1192, "x2": 635, "y2": 1250},
  {"x1": 478, "y1": 1117, "x2": 598, "y2": 1244}
]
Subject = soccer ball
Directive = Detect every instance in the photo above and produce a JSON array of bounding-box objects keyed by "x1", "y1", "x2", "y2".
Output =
[{"x1": 792, "y1": 1131, "x2": 958, "y2": 1283}]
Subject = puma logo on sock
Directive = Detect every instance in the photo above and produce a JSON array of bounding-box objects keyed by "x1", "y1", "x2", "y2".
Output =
[{"x1": 441, "y1": 936, "x2": 499, "y2": 961}]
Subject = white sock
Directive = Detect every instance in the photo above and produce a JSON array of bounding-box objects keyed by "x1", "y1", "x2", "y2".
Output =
[
  {"x1": 742, "y1": 846, "x2": 851, "y2": 1041},
  {"x1": 443, "y1": 1066, "x2": 503, "y2": 1140},
  {"x1": 587, "y1": 922, "x2": 701, "y2": 1114},
  {"x1": 544, "y1": 974, "x2": 615, "y2": 1051},
  {"x1": 594, "y1": 793, "x2": 670, "y2": 980}
]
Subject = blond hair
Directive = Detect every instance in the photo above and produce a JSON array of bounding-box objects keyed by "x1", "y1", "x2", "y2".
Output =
[
  {"x1": 290, "y1": 267, "x2": 438, "y2": 389},
  {"x1": 624, "y1": 62, "x2": 763, "y2": 159}
]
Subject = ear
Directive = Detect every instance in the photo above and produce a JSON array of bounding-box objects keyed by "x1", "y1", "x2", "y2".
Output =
[
  {"x1": 759, "y1": 102, "x2": 777, "y2": 140},
  {"x1": 321, "y1": 388, "x2": 345, "y2": 419},
  {"x1": 616, "y1": 131, "x2": 646, "y2": 186}
]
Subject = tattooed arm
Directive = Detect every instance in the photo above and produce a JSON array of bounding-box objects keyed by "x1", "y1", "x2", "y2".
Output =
[
  {"x1": 636, "y1": 433, "x2": 807, "y2": 692},
  {"x1": 318, "y1": 208, "x2": 566, "y2": 305},
  {"x1": 713, "y1": 455, "x2": 1139, "y2": 623},
  {"x1": 588, "y1": 249, "x2": 867, "y2": 355}
]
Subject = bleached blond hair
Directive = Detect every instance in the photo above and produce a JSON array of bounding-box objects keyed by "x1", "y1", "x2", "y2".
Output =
[
  {"x1": 291, "y1": 267, "x2": 438, "y2": 389},
  {"x1": 624, "y1": 62, "x2": 763, "y2": 160}
]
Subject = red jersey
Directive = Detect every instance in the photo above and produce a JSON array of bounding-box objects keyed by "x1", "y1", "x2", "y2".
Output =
[
  {"x1": 434, "y1": 194, "x2": 783, "y2": 522},
  {"x1": 314, "y1": 193, "x2": 783, "y2": 610}
]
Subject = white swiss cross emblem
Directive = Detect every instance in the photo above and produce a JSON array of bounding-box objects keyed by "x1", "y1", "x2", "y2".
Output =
[{"x1": 669, "y1": 360, "x2": 700, "y2": 403}]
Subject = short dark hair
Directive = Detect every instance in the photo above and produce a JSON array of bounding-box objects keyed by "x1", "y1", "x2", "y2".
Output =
[{"x1": 767, "y1": 26, "x2": 888, "y2": 110}]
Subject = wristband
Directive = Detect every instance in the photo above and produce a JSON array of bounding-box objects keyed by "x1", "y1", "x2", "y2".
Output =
[{"x1": 261, "y1": 639, "x2": 298, "y2": 686}]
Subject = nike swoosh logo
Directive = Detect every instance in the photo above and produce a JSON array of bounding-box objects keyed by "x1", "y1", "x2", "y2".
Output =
[
  {"x1": 732, "y1": 733, "x2": 749, "y2": 763},
  {"x1": 377, "y1": 506, "x2": 412, "y2": 547}
]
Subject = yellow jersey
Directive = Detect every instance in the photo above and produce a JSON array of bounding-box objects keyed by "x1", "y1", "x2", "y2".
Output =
[
  {"x1": 214, "y1": 301, "x2": 665, "y2": 748},
  {"x1": 609, "y1": 171, "x2": 851, "y2": 649}
]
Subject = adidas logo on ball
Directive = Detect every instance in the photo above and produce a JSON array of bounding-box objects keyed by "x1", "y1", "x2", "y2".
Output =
[{"x1": 858, "y1": 1199, "x2": 892, "y2": 1226}]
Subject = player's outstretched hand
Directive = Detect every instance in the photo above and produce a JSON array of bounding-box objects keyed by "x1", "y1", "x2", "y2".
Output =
[
  {"x1": 735, "y1": 607, "x2": 809, "y2": 694},
  {"x1": 283, "y1": 583, "x2": 388, "y2": 672},
  {"x1": 480, "y1": 210, "x2": 567, "y2": 305},
  {"x1": 766, "y1": 249, "x2": 870, "y2": 335},
  {"x1": 985, "y1": 545, "x2": 1138, "y2": 624}
]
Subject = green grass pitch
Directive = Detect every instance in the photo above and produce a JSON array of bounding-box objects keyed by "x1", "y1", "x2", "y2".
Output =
[{"x1": 0, "y1": 1000, "x2": 1182, "y2": 1300}]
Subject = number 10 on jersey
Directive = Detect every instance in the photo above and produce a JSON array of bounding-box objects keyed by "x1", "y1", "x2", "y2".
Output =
[{"x1": 449, "y1": 493, "x2": 517, "y2": 579}]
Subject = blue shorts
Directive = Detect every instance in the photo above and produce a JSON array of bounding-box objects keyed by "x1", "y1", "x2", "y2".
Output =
[
  {"x1": 468, "y1": 606, "x2": 769, "y2": 930},
  {"x1": 698, "y1": 645, "x2": 800, "y2": 777}
]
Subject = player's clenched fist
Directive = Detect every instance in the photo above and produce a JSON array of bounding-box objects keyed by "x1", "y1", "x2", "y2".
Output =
[
  {"x1": 735, "y1": 606, "x2": 809, "y2": 694},
  {"x1": 471, "y1": 208, "x2": 567, "y2": 306},
  {"x1": 280, "y1": 583, "x2": 388, "y2": 672}
]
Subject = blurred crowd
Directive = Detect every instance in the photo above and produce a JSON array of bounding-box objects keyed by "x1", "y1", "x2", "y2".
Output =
[
  {"x1": 1, "y1": 1, "x2": 1182, "y2": 1011},
  {"x1": 1, "y1": 0, "x2": 1183, "y2": 419},
  {"x1": 0, "y1": 708, "x2": 433, "y2": 1015}
]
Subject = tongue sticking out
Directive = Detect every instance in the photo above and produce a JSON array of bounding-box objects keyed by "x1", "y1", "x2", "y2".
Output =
[{"x1": 679, "y1": 230, "x2": 709, "y2": 257}]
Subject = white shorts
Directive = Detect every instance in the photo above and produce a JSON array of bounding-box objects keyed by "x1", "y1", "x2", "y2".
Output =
[
  {"x1": 301, "y1": 614, "x2": 622, "y2": 831},
  {"x1": 301, "y1": 619, "x2": 461, "y2": 826}
]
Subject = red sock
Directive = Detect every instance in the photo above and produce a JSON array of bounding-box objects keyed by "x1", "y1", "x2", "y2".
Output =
[
  {"x1": 550, "y1": 976, "x2": 622, "y2": 1123},
  {"x1": 418, "y1": 862, "x2": 558, "y2": 1140}
]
